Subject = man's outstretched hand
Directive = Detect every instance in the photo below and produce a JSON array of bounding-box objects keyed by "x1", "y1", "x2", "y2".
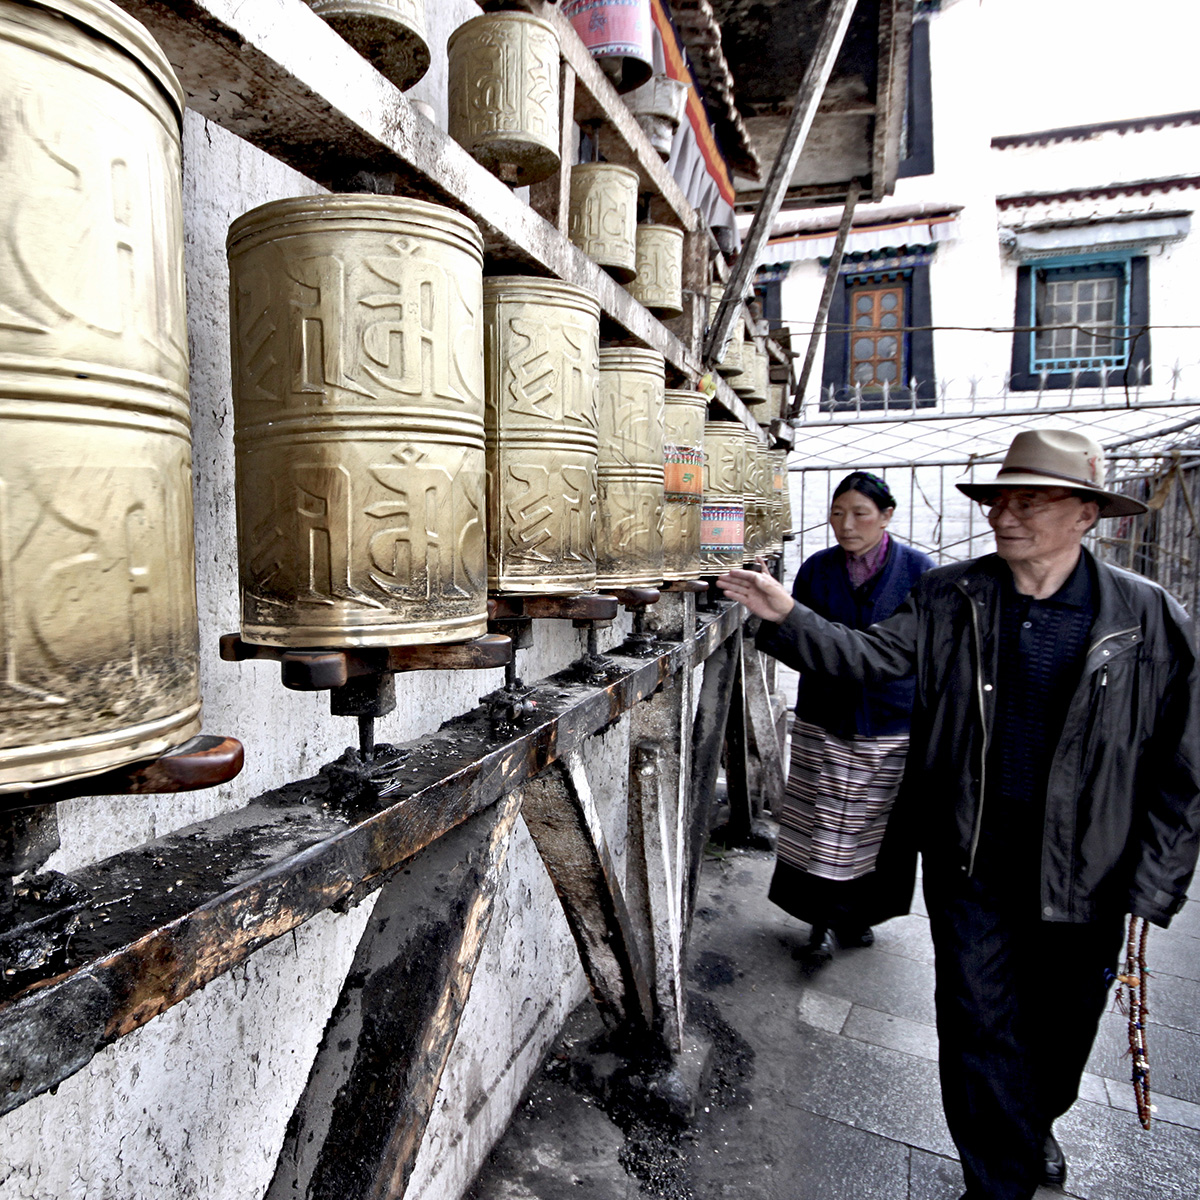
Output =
[{"x1": 716, "y1": 565, "x2": 795, "y2": 623}]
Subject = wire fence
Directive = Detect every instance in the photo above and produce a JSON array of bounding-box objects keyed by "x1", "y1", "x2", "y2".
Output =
[{"x1": 786, "y1": 395, "x2": 1200, "y2": 611}]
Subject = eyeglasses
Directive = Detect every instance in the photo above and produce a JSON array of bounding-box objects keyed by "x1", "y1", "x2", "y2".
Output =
[{"x1": 977, "y1": 492, "x2": 1076, "y2": 519}]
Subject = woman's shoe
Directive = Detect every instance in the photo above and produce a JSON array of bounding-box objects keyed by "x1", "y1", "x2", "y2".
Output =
[{"x1": 804, "y1": 926, "x2": 837, "y2": 960}]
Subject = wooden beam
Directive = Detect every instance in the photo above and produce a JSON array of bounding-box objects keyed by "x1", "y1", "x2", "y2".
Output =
[
  {"x1": 0, "y1": 604, "x2": 744, "y2": 1116},
  {"x1": 791, "y1": 180, "x2": 860, "y2": 418},
  {"x1": 682, "y1": 628, "x2": 741, "y2": 933},
  {"x1": 742, "y1": 643, "x2": 786, "y2": 816},
  {"x1": 265, "y1": 793, "x2": 522, "y2": 1200},
  {"x1": 521, "y1": 757, "x2": 654, "y2": 1036},
  {"x1": 705, "y1": 0, "x2": 859, "y2": 366}
]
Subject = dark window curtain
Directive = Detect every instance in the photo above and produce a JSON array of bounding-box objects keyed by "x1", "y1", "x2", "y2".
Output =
[
  {"x1": 1010, "y1": 257, "x2": 1151, "y2": 390},
  {"x1": 820, "y1": 265, "x2": 935, "y2": 409}
]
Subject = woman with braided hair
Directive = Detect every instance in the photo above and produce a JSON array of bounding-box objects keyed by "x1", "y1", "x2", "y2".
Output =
[{"x1": 759, "y1": 471, "x2": 934, "y2": 960}]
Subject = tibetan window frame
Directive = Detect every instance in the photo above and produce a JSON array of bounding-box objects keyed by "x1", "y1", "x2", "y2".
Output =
[
  {"x1": 819, "y1": 258, "x2": 936, "y2": 410},
  {"x1": 1010, "y1": 253, "x2": 1151, "y2": 390}
]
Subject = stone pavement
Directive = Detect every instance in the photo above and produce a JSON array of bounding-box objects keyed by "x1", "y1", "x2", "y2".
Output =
[{"x1": 470, "y1": 842, "x2": 1200, "y2": 1200}]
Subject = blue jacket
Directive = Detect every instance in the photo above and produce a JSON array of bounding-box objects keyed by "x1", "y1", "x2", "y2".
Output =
[{"x1": 761, "y1": 538, "x2": 934, "y2": 738}]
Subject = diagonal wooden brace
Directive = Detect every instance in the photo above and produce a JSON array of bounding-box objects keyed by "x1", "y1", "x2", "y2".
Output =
[{"x1": 521, "y1": 755, "x2": 655, "y2": 1037}]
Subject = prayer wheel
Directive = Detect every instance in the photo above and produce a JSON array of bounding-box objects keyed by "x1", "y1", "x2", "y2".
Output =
[
  {"x1": 735, "y1": 337, "x2": 768, "y2": 403},
  {"x1": 662, "y1": 389, "x2": 706, "y2": 581},
  {"x1": 708, "y1": 284, "x2": 745, "y2": 380},
  {"x1": 628, "y1": 224, "x2": 684, "y2": 319},
  {"x1": 227, "y1": 195, "x2": 488, "y2": 648},
  {"x1": 766, "y1": 382, "x2": 787, "y2": 425},
  {"x1": 700, "y1": 421, "x2": 747, "y2": 573},
  {"x1": 769, "y1": 449, "x2": 788, "y2": 555},
  {"x1": 483, "y1": 277, "x2": 600, "y2": 594},
  {"x1": 754, "y1": 441, "x2": 775, "y2": 559},
  {"x1": 569, "y1": 164, "x2": 639, "y2": 283},
  {"x1": 448, "y1": 13, "x2": 561, "y2": 187},
  {"x1": 625, "y1": 73, "x2": 690, "y2": 159},
  {"x1": 561, "y1": 0, "x2": 652, "y2": 93},
  {"x1": 741, "y1": 430, "x2": 766, "y2": 559},
  {"x1": 595, "y1": 348, "x2": 665, "y2": 589},
  {"x1": 303, "y1": 0, "x2": 429, "y2": 91},
  {"x1": 0, "y1": 0, "x2": 200, "y2": 791}
]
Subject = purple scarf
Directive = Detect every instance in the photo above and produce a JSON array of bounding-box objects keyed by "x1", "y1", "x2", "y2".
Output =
[{"x1": 845, "y1": 531, "x2": 890, "y2": 590}]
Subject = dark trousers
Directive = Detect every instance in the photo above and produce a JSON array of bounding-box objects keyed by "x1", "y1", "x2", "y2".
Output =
[{"x1": 923, "y1": 867, "x2": 1124, "y2": 1200}]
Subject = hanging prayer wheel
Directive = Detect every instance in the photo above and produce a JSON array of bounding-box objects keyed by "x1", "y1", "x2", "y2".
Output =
[
  {"x1": 448, "y1": 12, "x2": 561, "y2": 187},
  {"x1": 561, "y1": 0, "x2": 653, "y2": 93},
  {"x1": 626, "y1": 73, "x2": 691, "y2": 159},
  {"x1": 662, "y1": 389, "x2": 706, "y2": 581},
  {"x1": 568, "y1": 163, "x2": 639, "y2": 283},
  {"x1": 227, "y1": 195, "x2": 488, "y2": 648},
  {"x1": 595, "y1": 348, "x2": 665, "y2": 589},
  {"x1": 0, "y1": 0, "x2": 200, "y2": 791},
  {"x1": 303, "y1": 0, "x2": 429, "y2": 91},
  {"x1": 708, "y1": 284, "x2": 745, "y2": 380},
  {"x1": 700, "y1": 422, "x2": 747, "y2": 573},
  {"x1": 484, "y1": 277, "x2": 600, "y2": 594},
  {"x1": 628, "y1": 224, "x2": 684, "y2": 319}
]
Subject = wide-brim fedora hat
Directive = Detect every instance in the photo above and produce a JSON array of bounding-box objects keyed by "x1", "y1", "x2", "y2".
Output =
[{"x1": 956, "y1": 429, "x2": 1147, "y2": 518}]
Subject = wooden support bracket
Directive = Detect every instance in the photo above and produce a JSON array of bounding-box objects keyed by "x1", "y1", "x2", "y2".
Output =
[
  {"x1": 265, "y1": 792, "x2": 523, "y2": 1200},
  {"x1": 0, "y1": 735, "x2": 245, "y2": 815},
  {"x1": 521, "y1": 755, "x2": 655, "y2": 1037},
  {"x1": 219, "y1": 633, "x2": 512, "y2": 691}
]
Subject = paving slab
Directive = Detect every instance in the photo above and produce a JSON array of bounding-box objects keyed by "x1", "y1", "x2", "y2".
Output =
[
  {"x1": 1104, "y1": 1076, "x2": 1200, "y2": 1131},
  {"x1": 802, "y1": 937, "x2": 939, "y2": 1027},
  {"x1": 843, "y1": 1004, "x2": 940, "y2": 1062}
]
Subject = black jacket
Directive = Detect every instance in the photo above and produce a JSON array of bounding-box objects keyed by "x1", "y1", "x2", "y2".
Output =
[
  {"x1": 759, "y1": 549, "x2": 1200, "y2": 927},
  {"x1": 780, "y1": 537, "x2": 934, "y2": 738}
]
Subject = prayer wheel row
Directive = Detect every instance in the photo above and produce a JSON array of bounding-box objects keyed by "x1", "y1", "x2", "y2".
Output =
[{"x1": 0, "y1": 0, "x2": 727, "y2": 792}]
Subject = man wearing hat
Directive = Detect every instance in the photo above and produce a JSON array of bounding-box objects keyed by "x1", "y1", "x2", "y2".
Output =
[{"x1": 718, "y1": 429, "x2": 1200, "y2": 1200}]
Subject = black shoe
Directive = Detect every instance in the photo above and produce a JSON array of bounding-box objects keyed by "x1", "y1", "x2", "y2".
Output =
[
  {"x1": 1042, "y1": 1133, "x2": 1067, "y2": 1189},
  {"x1": 835, "y1": 925, "x2": 875, "y2": 948},
  {"x1": 804, "y1": 926, "x2": 837, "y2": 960}
]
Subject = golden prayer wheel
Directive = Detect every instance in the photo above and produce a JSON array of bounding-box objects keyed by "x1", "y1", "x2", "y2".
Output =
[
  {"x1": 755, "y1": 442, "x2": 775, "y2": 558},
  {"x1": 568, "y1": 164, "x2": 639, "y2": 283},
  {"x1": 662, "y1": 389, "x2": 706, "y2": 581},
  {"x1": 303, "y1": 0, "x2": 429, "y2": 91},
  {"x1": 0, "y1": 0, "x2": 200, "y2": 791},
  {"x1": 741, "y1": 430, "x2": 765, "y2": 559},
  {"x1": 595, "y1": 348, "x2": 665, "y2": 588},
  {"x1": 766, "y1": 382, "x2": 787, "y2": 425},
  {"x1": 448, "y1": 13, "x2": 561, "y2": 187},
  {"x1": 769, "y1": 449, "x2": 788, "y2": 554},
  {"x1": 708, "y1": 285, "x2": 745, "y2": 380},
  {"x1": 734, "y1": 337, "x2": 768, "y2": 403},
  {"x1": 700, "y1": 421, "x2": 747, "y2": 573},
  {"x1": 227, "y1": 195, "x2": 488, "y2": 648},
  {"x1": 628, "y1": 224, "x2": 684, "y2": 318},
  {"x1": 483, "y1": 277, "x2": 600, "y2": 594}
]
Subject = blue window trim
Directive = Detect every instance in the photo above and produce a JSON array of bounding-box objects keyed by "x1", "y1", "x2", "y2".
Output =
[
  {"x1": 1010, "y1": 253, "x2": 1151, "y2": 391},
  {"x1": 1026, "y1": 252, "x2": 1131, "y2": 375}
]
